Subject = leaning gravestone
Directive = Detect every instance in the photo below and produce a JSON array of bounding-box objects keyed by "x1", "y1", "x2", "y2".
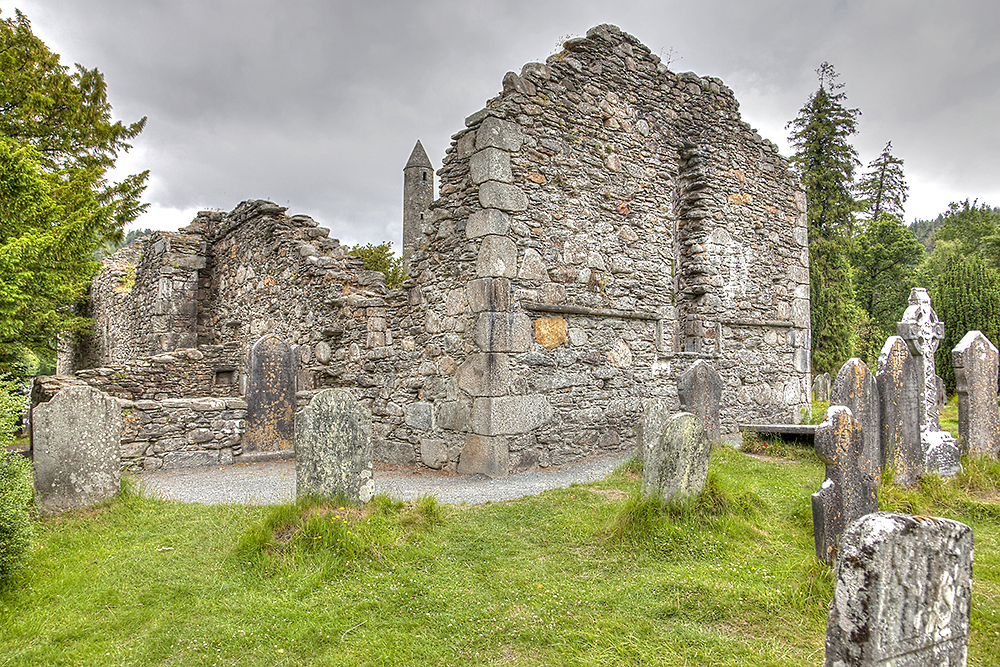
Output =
[
  {"x1": 244, "y1": 334, "x2": 296, "y2": 453},
  {"x1": 812, "y1": 372, "x2": 832, "y2": 403},
  {"x1": 952, "y1": 330, "x2": 1000, "y2": 457},
  {"x1": 831, "y1": 358, "x2": 881, "y2": 486},
  {"x1": 295, "y1": 389, "x2": 375, "y2": 503},
  {"x1": 812, "y1": 406, "x2": 878, "y2": 565},
  {"x1": 635, "y1": 397, "x2": 671, "y2": 463},
  {"x1": 32, "y1": 386, "x2": 121, "y2": 515},
  {"x1": 677, "y1": 360, "x2": 723, "y2": 443},
  {"x1": 641, "y1": 412, "x2": 711, "y2": 502},
  {"x1": 826, "y1": 512, "x2": 972, "y2": 666},
  {"x1": 897, "y1": 287, "x2": 961, "y2": 476},
  {"x1": 876, "y1": 336, "x2": 923, "y2": 487}
]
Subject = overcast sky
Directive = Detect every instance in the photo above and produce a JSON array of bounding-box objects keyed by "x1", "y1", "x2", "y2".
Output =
[{"x1": 3, "y1": 0, "x2": 999, "y2": 248}]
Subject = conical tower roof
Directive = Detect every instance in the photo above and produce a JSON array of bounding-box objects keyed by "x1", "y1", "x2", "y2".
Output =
[{"x1": 404, "y1": 140, "x2": 433, "y2": 170}]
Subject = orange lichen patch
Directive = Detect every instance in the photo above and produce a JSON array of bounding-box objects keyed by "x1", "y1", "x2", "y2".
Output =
[
  {"x1": 730, "y1": 168, "x2": 746, "y2": 183},
  {"x1": 526, "y1": 172, "x2": 547, "y2": 184},
  {"x1": 534, "y1": 317, "x2": 568, "y2": 349},
  {"x1": 728, "y1": 193, "x2": 753, "y2": 206}
]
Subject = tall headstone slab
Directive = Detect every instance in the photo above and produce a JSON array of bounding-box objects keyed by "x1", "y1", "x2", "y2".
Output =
[
  {"x1": 952, "y1": 330, "x2": 1000, "y2": 457},
  {"x1": 245, "y1": 334, "x2": 296, "y2": 453},
  {"x1": 897, "y1": 287, "x2": 961, "y2": 476},
  {"x1": 812, "y1": 406, "x2": 878, "y2": 565},
  {"x1": 635, "y1": 397, "x2": 671, "y2": 463},
  {"x1": 677, "y1": 360, "x2": 723, "y2": 442},
  {"x1": 876, "y1": 336, "x2": 923, "y2": 487},
  {"x1": 831, "y1": 358, "x2": 881, "y2": 486},
  {"x1": 813, "y1": 372, "x2": 832, "y2": 403},
  {"x1": 641, "y1": 412, "x2": 711, "y2": 502},
  {"x1": 295, "y1": 389, "x2": 375, "y2": 503},
  {"x1": 32, "y1": 386, "x2": 122, "y2": 514},
  {"x1": 825, "y1": 512, "x2": 972, "y2": 666}
]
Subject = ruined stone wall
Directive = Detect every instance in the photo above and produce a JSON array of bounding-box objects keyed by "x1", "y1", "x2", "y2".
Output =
[{"x1": 399, "y1": 24, "x2": 810, "y2": 474}]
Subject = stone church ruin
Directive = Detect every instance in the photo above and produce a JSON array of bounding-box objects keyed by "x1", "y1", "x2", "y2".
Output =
[{"x1": 41, "y1": 24, "x2": 811, "y2": 475}]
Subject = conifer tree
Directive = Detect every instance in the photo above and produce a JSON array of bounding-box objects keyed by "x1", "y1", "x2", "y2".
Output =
[
  {"x1": 932, "y1": 254, "x2": 1000, "y2": 392},
  {"x1": 787, "y1": 63, "x2": 861, "y2": 374},
  {"x1": 856, "y1": 141, "x2": 907, "y2": 224}
]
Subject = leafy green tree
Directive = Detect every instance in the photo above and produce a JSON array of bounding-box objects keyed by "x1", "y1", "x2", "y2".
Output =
[
  {"x1": 929, "y1": 199, "x2": 1000, "y2": 269},
  {"x1": 851, "y1": 216, "x2": 924, "y2": 366},
  {"x1": 0, "y1": 10, "x2": 146, "y2": 372},
  {"x1": 348, "y1": 242, "x2": 408, "y2": 289},
  {"x1": 0, "y1": 375, "x2": 33, "y2": 587},
  {"x1": 932, "y1": 254, "x2": 1000, "y2": 392},
  {"x1": 0, "y1": 138, "x2": 101, "y2": 372},
  {"x1": 0, "y1": 10, "x2": 148, "y2": 240},
  {"x1": 788, "y1": 63, "x2": 861, "y2": 372}
]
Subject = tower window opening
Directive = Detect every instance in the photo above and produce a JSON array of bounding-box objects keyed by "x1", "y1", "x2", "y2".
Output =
[
  {"x1": 422, "y1": 171, "x2": 427, "y2": 181},
  {"x1": 420, "y1": 213, "x2": 424, "y2": 220}
]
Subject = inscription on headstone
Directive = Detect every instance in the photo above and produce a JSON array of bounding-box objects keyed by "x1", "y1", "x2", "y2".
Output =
[
  {"x1": 826, "y1": 512, "x2": 972, "y2": 666},
  {"x1": 641, "y1": 412, "x2": 711, "y2": 502},
  {"x1": 897, "y1": 288, "x2": 961, "y2": 476},
  {"x1": 876, "y1": 336, "x2": 923, "y2": 487},
  {"x1": 677, "y1": 360, "x2": 723, "y2": 443},
  {"x1": 952, "y1": 330, "x2": 1000, "y2": 457},
  {"x1": 812, "y1": 372, "x2": 832, "y2": 403},
  {"x1": 295, "y1": 389, "x2": 375, "y2": 503},
  {"x1": 32, "y1": 386, "x2": 122, "y2": 515},
  {"x1": 831, "y1": 358, "x2": 881, "y2": 486},
  {"x1": 812, "y1": 406, "x2": 878, "y2": 565},
  {"x1": 244, "y1": 334, "x2": 296, "y2": 453}
]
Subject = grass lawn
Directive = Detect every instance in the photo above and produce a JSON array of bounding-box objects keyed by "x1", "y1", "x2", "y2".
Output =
[{"x1": 1, "y1": 441, "x2": 998, "y2": 666}]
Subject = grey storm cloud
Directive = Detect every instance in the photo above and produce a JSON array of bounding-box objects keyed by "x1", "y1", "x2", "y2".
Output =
[{"x1": 5, "y1": 0, "x2": 1000, "y2": 246}]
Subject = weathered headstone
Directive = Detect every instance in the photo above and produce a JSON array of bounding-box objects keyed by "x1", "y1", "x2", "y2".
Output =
[
  {"x1": 812, "y1": 406, "x2": 878, "y2": 565},
  {"x1": 876, "y1": 336, "x2": 923, "y2": 487},
  {"x1": 635, "y1": 397, "x2": 671, "y2": 463},
  {"x1": 831, "y1": 358, "x2": 881, "y2": 486},
  {"x1": 952, "y1": 330, "x2": 1000, "y2": 457},
  {"x1": 826, "y1": 512, "x2": 972, "y2": 666},
  {"x1": 812, "y1": 372, "x2": 832, "y2": 403},
  {"x1": 677, "y1": 360, "x2": 723, "y2": 442},
  {"x1": 32, "y1": 386, "x2": 121, "y2": 514},
  {"x1": 897, "y1": 287, "x2": 961, "y2": 476},
  {"x1": 295, "y1": 389, "x2": 375, "y2": 503},
  {"x1": 641, "y1": 412, "x2": 711, "y2": 502},
  {"x1": 244, "y1": 334, "x2": 296, "y2": 453}
]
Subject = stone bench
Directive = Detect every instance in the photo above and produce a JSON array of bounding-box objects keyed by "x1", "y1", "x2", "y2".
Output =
[{"x1": 738, "y1": 423, "x2": 817, "y2": 438}]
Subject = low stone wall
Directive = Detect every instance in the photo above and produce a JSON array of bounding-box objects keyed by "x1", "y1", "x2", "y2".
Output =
[{"x1": 120, "y1": 396, "x2": 247, "y2": 470}]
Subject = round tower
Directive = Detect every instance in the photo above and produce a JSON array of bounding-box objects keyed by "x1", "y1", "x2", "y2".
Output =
[{"x1": 403, "y1": 140, "x2": 434, "y2": 252}]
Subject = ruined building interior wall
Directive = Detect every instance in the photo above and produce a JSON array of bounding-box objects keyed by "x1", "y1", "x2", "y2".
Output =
[{"x1": 49, "y1": 23, "x2": 809, "y2": 474}]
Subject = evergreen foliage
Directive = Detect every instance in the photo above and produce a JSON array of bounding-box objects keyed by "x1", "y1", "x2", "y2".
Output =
[
  {"x1": 348, "y1": 242, "x2": 407, "y2": 289},
  {"x1": 810, "y1": 239, "x2": 862, "y2": 374},
  {"x1": 0, "y1": 376, "x2": 33, "y2": 587},
  {"x1": 930, "y1": 199, "x2": 1000, "y2": 269},
  {"x1": 788, "y1": 63, "x2": 861, "y2": 372},
  {"x1": 932, "y1": 254, "x2": 1000, "y2": 393},
  {"x1": 0, "y1": 10, "x2": 146, "y2": 372},
  {"x1": 855, "y1": 141, "x2": 907, "y2": 224}
]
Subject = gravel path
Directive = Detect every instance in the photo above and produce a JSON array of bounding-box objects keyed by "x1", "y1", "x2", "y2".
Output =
[{"x1": 130, "y1": 449, "x2": 634, "y2": 506}]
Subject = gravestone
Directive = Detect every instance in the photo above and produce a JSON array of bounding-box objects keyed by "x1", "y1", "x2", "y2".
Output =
[
  {"x1": 897, "y1": 288, "x2": 961, "y2": 476},
  {"x1": 635, "y1": 397, "x2": 671, "y2": 462},
  {"x1": 826, "y1": 512, "x2": 972, "y2": 666},
  {"x1": 244, "y1": 334, "x2": 296, "y2": 453},
  {"x1": 812, "y1": 372, "x2": 832, "y2": 403},
  {"x1": 641, "y1": 412, "x2": 711, "y2": 502},
  {"x1": 812, "y1": 406, "x2": 878, "y2": 565},
  {"x1": 876, "y1": 336, "x2": 923, "y2": 487},
  {"x1": 831, "y1": 358, "x2": 881, "y2": 486},
  {"x1": 677, "y1": 360, "x2": 723, "y2": 442},
  {"x1": 295, "y1": 389, "x2": 375, "y2": 503},
  {"x1": 952, "y1": 330, "x2": 1000, "y2": 457},
  {"x1": 32, "y1": 386, "x2": 121, "y2": 515}
]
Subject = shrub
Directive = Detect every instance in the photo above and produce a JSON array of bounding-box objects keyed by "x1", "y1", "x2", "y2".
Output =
[
  {"x1": 348, "y1": 242, "x2": 407, "y2": 288},
  {"x1": 0, "y1": 453, "x2": 34, "y2": 585}
]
